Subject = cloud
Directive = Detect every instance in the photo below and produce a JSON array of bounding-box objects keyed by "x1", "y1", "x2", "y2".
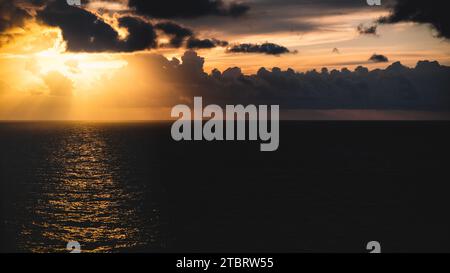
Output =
[
  {"x1": 258, "y1": 0, "x2": 375, "y2": 9},
  {"x1": 7, "y1": 1, "x2": 227, "y2": 52},
  {"x1": 0, "y1": 0, "x2": 385, "y2": 54},
  {"x1": 155, "y1": 21, "x2": 193, "y2": 48},
  {"x1": 369, "y1": 54, "x2": 389, "y2": 63},
  {"x1": 187, "y1": 37, "x2": 228, "y2": 49},
  {"x1": 43, "y1": 71, "x2": 73, "y2": 97},
  {"x1": 155, "y1": 22, "x2": 228, "y2": 49},
  {"x1": 357, "y1": 23, "x2": 378, "y2": 35},
  {"x1": 37, "y1": 1, "x2": 157, "y2": 52},
  {"x1": 179, "y1": 0, "x2": 381, "y2": 36},
  {"x1": 227, "y1": 43, "x2": 294, "y2": 55},
  {"x1": 378, "y1": 0, "x2": 450, "y2": 39},
  {"x1": 117, "y1": 16, "x2": 157, "y2": 51},
  {"x1": 107, "y1": 51, "x2": 450, "y2": 112},
  {"x1": 128, "y1": 0, "x2": 250, "y2": 19},
  {"x1": 0, "y1": 0, "x2": 31, "y2": 32}
]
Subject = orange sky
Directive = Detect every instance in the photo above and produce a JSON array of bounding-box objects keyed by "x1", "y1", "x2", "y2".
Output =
[{"x1": 1, "y1": 1, "x2": 450, "y2": 120}]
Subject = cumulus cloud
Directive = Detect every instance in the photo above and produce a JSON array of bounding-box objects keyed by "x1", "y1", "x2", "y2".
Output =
[
  {"x1": 227, "y1": 43, "x2": 294, "y2": 55},
  {"x1": 37, "y1": 1, "x2": 157, "y2": 52},
  {"x1": 109, "y1": 51, "x2": 450, "y2": 112},
  {"x1": 0, "y1": 1, "x2": 313, "y2": 54},
  {"x1": 369, "y1": 54, "x2": 389, "y2": 63},
  {"x1": 379, "y1": 0, "x2": 450, "y2": 39},
  {"x1": 43, "y1": 71, "x2": 73, "y2": 97},
  {"x1": 128, "y1": 0, "x2": 250, "y2": 19},
  {"x1": 0, "y1": 1, "x2": 246, "y2": 53}
]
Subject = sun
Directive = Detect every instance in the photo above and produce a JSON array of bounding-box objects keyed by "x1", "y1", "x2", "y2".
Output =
[
  {"x1": 0, "y1": 20, "x2": 127, "y2": 96},
  {"x1": 33, "y1": 43, "x2": 128, "y2": 98}
]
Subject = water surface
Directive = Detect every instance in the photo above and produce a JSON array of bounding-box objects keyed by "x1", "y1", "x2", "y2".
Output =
[{"x1": 1, "y1": 121, "x2": 450, "y2": 253}]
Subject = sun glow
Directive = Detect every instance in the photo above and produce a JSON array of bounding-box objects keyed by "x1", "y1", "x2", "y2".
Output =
[
  {"x1": 0, "y1": 22, "x2": 133, "y2": 120},
  {"x1": 1, "y1": 2, "x2": 450, "y2": 121},
  {"x1": 1, "y1": 22, "x2": 127, "y2": 93}
]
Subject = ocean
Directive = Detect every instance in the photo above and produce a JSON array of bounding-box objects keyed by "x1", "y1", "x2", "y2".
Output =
[{"x1": 1, "y1": 121, "x2": 449, "y2": 253}]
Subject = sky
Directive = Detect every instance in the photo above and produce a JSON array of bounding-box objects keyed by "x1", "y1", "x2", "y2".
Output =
[{"x1": 0, "y1": 0, "x2": 449, "y2": 120}]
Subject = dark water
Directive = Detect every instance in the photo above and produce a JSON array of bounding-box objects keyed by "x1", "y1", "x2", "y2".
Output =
[{"x1": 1, "y1": 121, "x2": 450, "y2": 253}]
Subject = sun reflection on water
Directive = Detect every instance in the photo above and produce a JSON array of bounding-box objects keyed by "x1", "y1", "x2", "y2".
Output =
[{"x1": 19, "y1": 124, "x2": 160, "y2": 253}]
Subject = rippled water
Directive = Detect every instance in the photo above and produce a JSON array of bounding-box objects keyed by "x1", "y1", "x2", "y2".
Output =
[
  {"x1": 0, "y1": 123, "x2": 166, "y2": 253},
  {"x1": 2, "y1": 122, "x2": 450, "y2": 253}
]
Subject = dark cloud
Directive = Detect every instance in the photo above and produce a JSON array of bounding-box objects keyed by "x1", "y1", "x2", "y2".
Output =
[
  {"x1": 187, "y1": 37, "x2": 228, "y2": 49},
  {"x1": 37, "y1": 0, "x2": 157, "y2": 52},
  {"x1": 155, "y1": 22, "x2": 193, "y2": 48},
  {"x1": 357, "y1": 23, "x2": 378, "y2": 35},
  {"x1": 227, "y1": 43, "x2": 294, "y2": 55},
  {"x1": 118, "y1": 16, "x2": 157, "y2": 52},
  {"x1": 369, "y1": 54, "x2": 389, "y2": 63},
  {"x1": 113, "y1": 51, "x2": 450, "y2": 112},
  {"x1": 379, "y1": 0, "x2": 450, "y2": 39},
  {"x1": 155, "y1": 21, "x2": 229, "y2": 49},
  {"x1": 26, "y1": 1, "x2": 229, "y2": 52},
  {"x1": 227, "y1": 2, "x2": 251, "y2": 17},
  {"x1": 0, "y1": 0, "x2": 31, "y2": 32},
  {"x1": 181, "y1": 0, "x2": 383, "y2": 36},
  {"x1": 128, "y1": 0, "x2": 250, "y2": 19},
  {"x1": 37, "y1": 1, "x2": 120, "y2": 52},
  {"x1": 256, "y1": 0, "x2": 376, "y2": 8}
]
